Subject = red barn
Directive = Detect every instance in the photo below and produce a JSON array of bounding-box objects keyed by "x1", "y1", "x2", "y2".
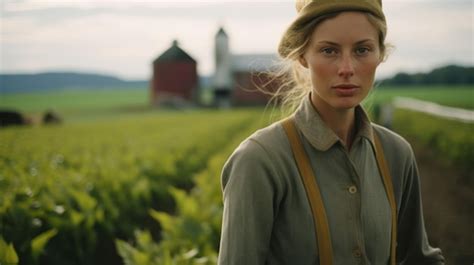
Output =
[{"x1": 151, "y1": 40, "x2": 197, "y2": 105}]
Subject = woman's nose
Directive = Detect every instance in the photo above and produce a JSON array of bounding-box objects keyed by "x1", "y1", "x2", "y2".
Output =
[{"x1": 337, "y1": 55, "x2": 355, "y2": 78}]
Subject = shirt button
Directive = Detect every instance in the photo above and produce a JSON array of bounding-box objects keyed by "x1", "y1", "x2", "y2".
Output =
[
  {"x1": 348, "y1": 185, "x2": 358, "y2": 194},
  {"x1": 353, "y1": 248, "x2": 362, "y2": 258}
]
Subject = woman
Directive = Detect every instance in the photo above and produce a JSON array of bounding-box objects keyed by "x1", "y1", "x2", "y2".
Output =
[{"x1": 218, "y1": 0, "x2": 445, "y2": 264}]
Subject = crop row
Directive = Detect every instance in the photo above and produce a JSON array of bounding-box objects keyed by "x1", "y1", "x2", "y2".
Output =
[
  {"x1": 115, "y1": 113, "x2": 265, "y2": 265},
  {"x1": 0, "y1": 110, "x2": 259, "y2": 265},
  {"x1": 390, "y1": 109, "x2": 474, "y2": 173}
]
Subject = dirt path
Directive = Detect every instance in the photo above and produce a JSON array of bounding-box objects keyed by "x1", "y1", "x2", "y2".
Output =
[{"x1": 411, "y1": 139, "x2": 473, "y2": 264}]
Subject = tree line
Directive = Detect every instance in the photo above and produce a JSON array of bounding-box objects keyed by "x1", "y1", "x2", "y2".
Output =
[{"x1": 379, "y1": 65, "x2": 473, "y2": 86}]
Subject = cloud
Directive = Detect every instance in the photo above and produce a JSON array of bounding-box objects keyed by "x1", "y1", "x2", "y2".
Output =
[
  {"x1": 2, "y1": 0, "x2": 293, "y2": 19},
  {"x1": 1, "y1": 1, "x2": 294, "y2": 78},
  {"x1": 380, "y1": 0, "x2": 474, "y2": 76},
  {"x1": 1, "y1": 0, "x2": 472, "y2": 79}
]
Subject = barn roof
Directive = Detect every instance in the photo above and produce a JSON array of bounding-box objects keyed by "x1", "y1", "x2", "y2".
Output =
[{"x1": 154, "y1": 40, "x2": 196, "y2": 64}]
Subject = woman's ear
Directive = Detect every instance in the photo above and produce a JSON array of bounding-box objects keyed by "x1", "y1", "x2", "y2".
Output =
[{"x1": 299, "y1": 56, "x2": 308, "y2": 68}]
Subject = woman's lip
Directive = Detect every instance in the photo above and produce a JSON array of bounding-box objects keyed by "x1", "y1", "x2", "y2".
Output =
[
  {"x1": 332, "y1": 84, "x2": 359, "y2": 89},
  {"x1": 332, "y1": 85, "x2": 359, "y2": 96}
]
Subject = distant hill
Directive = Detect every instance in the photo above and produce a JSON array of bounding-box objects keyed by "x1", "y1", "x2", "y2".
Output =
[
  {"x1": 379, "y1": 65, "x2": 474, "y2": 86},
  {"x1": 0, "y1": 72, "x2": 148, "y2": 93}
]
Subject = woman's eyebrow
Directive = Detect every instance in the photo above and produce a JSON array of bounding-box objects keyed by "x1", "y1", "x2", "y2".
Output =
[
  {"x1": 355, "y1": 38, "x2": 376, "y2": 45},
  {"x1": 315, "y1": 39, "x2": 376, "y2": 46},
  {"x1": 315, "y1": 40, "x2": 339, "y2": 46}
]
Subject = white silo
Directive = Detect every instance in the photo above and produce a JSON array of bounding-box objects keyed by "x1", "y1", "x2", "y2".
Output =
[{"x1": 213, "y1": 27, "x2": 233, "y2": 108}]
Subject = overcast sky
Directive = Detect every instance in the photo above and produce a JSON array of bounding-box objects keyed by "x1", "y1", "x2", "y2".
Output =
[{"x1": 1, "y1": 0, "x2": 473, "y2": 80}]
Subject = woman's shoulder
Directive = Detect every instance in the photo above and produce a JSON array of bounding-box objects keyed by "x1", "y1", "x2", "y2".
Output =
[
  {"x1": 221, "y1": 120, "x2": 290, "y2": 192},
  {"x1": 223, "y1": 120, "x2": 290, "y2": 172},
  {"x1": 249, "y1": 120, "x2": 288, "y2": 146},
  {"x1": 371, "y1": 123, "x2": 415, "y2": 163}
]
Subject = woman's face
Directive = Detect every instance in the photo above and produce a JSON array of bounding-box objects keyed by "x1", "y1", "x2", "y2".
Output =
[{"x1": 300, "y1": 11, "x2": 381, "y2": 111}]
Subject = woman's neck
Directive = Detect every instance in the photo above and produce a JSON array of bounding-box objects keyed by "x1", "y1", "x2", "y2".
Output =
[{"x1": 310, "y1": 93, "x2": 357, "y2": 150}]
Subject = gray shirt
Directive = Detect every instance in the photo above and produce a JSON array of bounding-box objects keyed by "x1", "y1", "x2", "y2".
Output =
[{"x1": 218, "y1": 95, "x2": 444, "y2": 265}]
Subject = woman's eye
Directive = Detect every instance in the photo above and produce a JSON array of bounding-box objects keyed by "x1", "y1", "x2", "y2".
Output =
[
  {"x1": 355, "y1": 47, "x2": 370, "y2": 55},
  {"x1": 321, "y1": 47, "x2": 337, "y2": 55}
]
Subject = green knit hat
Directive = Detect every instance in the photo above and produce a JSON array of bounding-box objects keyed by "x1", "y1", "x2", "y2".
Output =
[{"x1": 278, "y1": 0, "x2": 386, "y2": 57}]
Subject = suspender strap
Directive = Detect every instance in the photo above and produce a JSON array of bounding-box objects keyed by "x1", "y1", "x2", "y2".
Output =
[
  {"x1": 373, "y1": 132, "x2": 398, "y2": 265},
  {"x1": 281, "y1": 117, "x2": 334, "y2": 265},
  {"x1": 282, "y1": 116, "x2": 398, "y2": 265}
]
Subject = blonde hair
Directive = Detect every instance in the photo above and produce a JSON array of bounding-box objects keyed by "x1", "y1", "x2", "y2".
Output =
[{"x1": 266, "y1": 11, "x2": 389, "y2": 116}]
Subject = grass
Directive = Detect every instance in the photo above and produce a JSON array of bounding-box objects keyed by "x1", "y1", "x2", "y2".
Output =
[
  {"x1": 0, "y1": 88, "x2": 147, "y2": 114},
  {"x1": 0, "y1": 88, "x2": 150, "y2": 123},
  {"x1": 364, "y1": 85, "x2": 474, "y2": 109}
]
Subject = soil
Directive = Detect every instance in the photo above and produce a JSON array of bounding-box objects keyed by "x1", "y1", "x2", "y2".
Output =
[{"x1": 410, "y1": 139, "x2": 473, "y2": 264}]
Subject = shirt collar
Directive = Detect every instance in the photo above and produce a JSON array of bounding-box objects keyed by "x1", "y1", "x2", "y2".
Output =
[{"x1": 293, "y1": 93, "x2": 374, "y2": 151}]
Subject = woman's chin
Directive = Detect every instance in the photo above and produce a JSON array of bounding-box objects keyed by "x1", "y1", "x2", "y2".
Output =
[{"x1": 329, "y1": 98, "x2": 362, "y2": 110}]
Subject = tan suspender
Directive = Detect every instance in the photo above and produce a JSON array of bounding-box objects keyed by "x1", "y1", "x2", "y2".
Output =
[
  {"x1": 373, "y1": 131, "x2": 398, "y2": 265},
  {"x1": 281, "y1": 117, "x2": 397, "y2": 265},
  {"x1": 282, "y1": 117, "x2": 334, "y2": 265}
]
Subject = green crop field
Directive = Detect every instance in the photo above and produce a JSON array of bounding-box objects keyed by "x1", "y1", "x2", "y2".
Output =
[
  {"x1": 0, "y1": 89, "x2": 149, "y2": 123},
  {"x1": 0, "y1": 108, "x2": 269, "y2": 265},
  {"x1": 1, "y1": 85, "x2": 472, "y2": 265},
  {"x1": 364, "y1": 85, "x2": 474, "y2": 109},
  {"x1": 0, "y1": 89, "x2": 147, "y2": 112}
]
